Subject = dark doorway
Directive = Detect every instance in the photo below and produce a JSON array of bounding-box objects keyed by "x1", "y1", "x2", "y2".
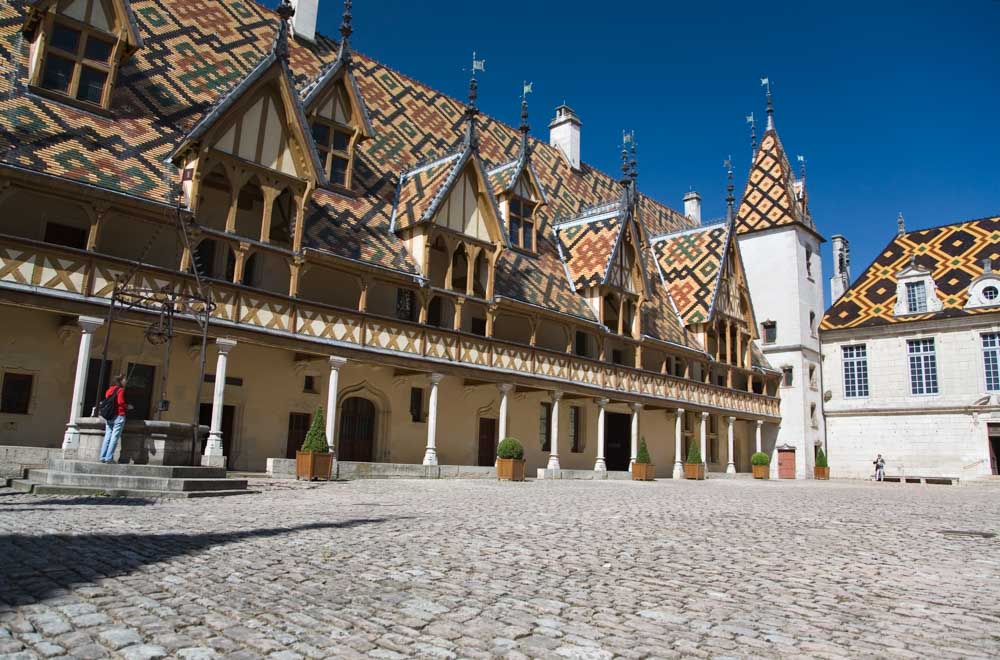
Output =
[
  {"x1": 989, "y1": 424, "x2": 1000, "y2": 475},
  {"x1": 83, "y1": 358, "x2": 112, "y2": 416},
  {"x1": 478, "y1": 417, "x2": 497, "y2": 466},
  {"x1": 286, "y1": 412, "x2": 312, "y2": 459},
  {"x1": 125, "y1": 363, "x2": 156, "y2": 420},
  {"x1": 605, "y1": 412, "x2": 631, "y2": 471},
  {"x1": 339, "y1": 397, "x2": 375, "y2": 462},
  {"x1": 198, "y1": 403, "x2": 236, "y2": 468}
]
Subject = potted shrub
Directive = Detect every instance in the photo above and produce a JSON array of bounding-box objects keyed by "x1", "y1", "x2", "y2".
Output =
[
  {"x1": 814, "y1": 447, "x2": 830, "y2": 480},
  {"x1": 751, "y1": 451, "x2": 770, "y2": 479},
  {"x1": 683, "y1": 441, "x2": 705, "y2": 480},
  {"x1": 632, "y1": 437, "x2": 654, "y2": 481},
  {"x1": 296, "y1": 406, "x2": 334, "y2": 481},
  {"x1": 496, "y1": 437, "x2": 525, "y2": 481}
]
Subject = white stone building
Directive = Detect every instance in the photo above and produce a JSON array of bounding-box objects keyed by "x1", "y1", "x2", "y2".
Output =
[{"x1": 821, "y1": 215, "x2": 1000, "y2": 480}]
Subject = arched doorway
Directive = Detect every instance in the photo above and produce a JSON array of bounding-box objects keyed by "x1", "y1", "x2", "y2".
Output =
[{"x1": 338, "y1": 397, "x2": 376, "y2": 462}]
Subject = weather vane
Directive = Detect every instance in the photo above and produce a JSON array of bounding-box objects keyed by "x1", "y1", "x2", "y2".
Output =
[
  {"x1": 522, "y1": 81, "x2": 533, "y2": 100},
  {"x1": 797, "y1": 154, "x2": 806, "y2": 178},
  {"x1": 468, "y1": 52, "x2": 486, "y2": 77}
]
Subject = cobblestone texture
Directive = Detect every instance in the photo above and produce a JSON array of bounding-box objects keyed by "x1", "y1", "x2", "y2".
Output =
[{"x1": 1, "y1": 478, "x2": 998, "y2": 658}]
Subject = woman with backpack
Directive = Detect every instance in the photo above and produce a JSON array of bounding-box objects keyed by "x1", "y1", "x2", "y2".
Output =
[{"x1": 99, "y1": 375, "x2": 128, "y2": 464}]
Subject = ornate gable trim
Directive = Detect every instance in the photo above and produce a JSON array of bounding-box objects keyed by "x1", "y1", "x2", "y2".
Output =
[
  {"x1": 301, "y1": 58, "x2": 375, "y2": 139},
  {"x1": 25, "y1": 0, "x2": 143, "y2": 52}
]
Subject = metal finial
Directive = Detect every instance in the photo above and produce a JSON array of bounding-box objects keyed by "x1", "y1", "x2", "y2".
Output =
[
  {"x1": 725, "y1": 156, "x2": 735, "y2": 222},
  {"x1": 520, "y1": 81, "x2": 532, "y2": 134},
  {"x1": 761, "y1": 77, "x2": 774, "y2": 130},
  {"x1": 797, "y1": 154, "x2": 807, "y2": 180},
  {"x1": 337, "y1": 0, "x2": 352, "y2": 60},
  {"x1": 897, "y1": 212, "x2": 906, "y2": 236},
  {"x1": 629, "y1": 135, "x2": 638, "y2": 182},
  {"x1": 273, "y1": 0, "x2": 294, "y2": 59},
  {"x1": 746, "y1": 112, "x2": 757, "y2": 155}
]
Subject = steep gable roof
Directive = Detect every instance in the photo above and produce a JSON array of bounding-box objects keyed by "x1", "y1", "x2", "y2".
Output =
[
  {"x1": 735, "y1": 129, "x2": 818, "y2": 238},
  {"x1": 822, "y1": 215, "x2": 1000, "y2": 331},
  {"x1": 25, "y1": 0, "x2": 144, "y2": 52},
  {"x1": 652, "y1": 223, "x2": 729, "y2": 325},
  {"x1": 555, "y1": 202, "x2": 623, "y2": 290}
]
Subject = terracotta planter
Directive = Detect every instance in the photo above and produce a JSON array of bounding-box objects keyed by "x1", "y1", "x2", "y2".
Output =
[
  {"x1": 752, "y1": 464, "x2": 769, "y2": 479},
  {"x1": 496, "y1": 458, "x2": 525, "y2": 481},
  {"x1": 296, "y1": 451, "x2": 333, "y2": 481},
  {"x1": 683, "y1": 463, "x2": 705, "y2": 480},
  {"x1": 632, "y1": 463, "x2": 655, "y2": 481},
  {"x1": 814, "y1": 466, "x2": 830, "y2": 480}
]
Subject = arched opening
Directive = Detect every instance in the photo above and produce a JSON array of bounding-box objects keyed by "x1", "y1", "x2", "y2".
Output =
[
  {"x1": 197, "y1": 164, "x2": 231, "y2": 232},
  {"x1": 298, "y1": 264, "x2": 361, "y2": 309},
  {"x1": 268, "y1": 187, "x2": 294, "y2": 247},
  {"x1": 234, "y1": 176, "x2": 265, "y2": 239},
  {"x1": 242, "y1": 251, "x2": 289, "y2": 295},
  {"x1": 427, "y1": 295, "x2": 455, "y2": 329},
  {"x1": 428, "y1": 236, "x2": 448, "y2": 288},
  {"x1": 493, "y1": 313, "x2": 532, "y2": 345},
  {"x1": 337, "y1": 396, "x2": 376, "y2": 462},
  {"x1": 191, "y1": 238, "x2": 235, "y2": 281},
  {"x1": 472, "y1": 251, "x2": 489, "y2": 298},
  {"x1": 603, "y1": 294, "x2": 620, "y2": 333},
  {"x1": 451, "y1": 245, "x2": 469, "y2": 293}
]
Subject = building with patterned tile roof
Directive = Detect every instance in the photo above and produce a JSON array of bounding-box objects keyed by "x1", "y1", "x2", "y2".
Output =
[
  {"x1": 0, "y1": 0, "x2": 784, "y2": 477},
  {"x1": 820, "y1": 215, "x2": 1000, "y2": 480}
]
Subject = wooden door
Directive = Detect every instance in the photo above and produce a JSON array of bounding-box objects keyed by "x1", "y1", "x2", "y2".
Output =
[
  {"x1": 478, "y1": 418, "x2": 497, "y2": 466},
  {"x1": 605, "y1": 413, "x2": 631, "y2": 471},
  {"x1": 778, "y1": 448, "x2": 795, "y2": 479},
  {"x1": 338, "y1": 397, "x2": 375, "y2": 462},
  {"x1": 286, "y1": 412, "x2": 311, "y2": 459}
]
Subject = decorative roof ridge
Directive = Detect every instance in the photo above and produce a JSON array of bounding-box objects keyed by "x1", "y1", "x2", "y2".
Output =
[
  {"x1": 649, "y1": 220, "x2": 727, "y2": 244},
  {"x1": 704, "y1": 219, "x2": 736, "y2": 320},
  {"x1": 554, "y1": 200, "x2": 622, "y2": 227},
  {"x1": 486, "y1": 158, "x2": 519, "y2": 175},
  {"x1": 894, "y1": 213, "x2": 1000, "y2": 238},
  {"x1": 398, "y1": 150, "x2": 464, "y2": 181}
]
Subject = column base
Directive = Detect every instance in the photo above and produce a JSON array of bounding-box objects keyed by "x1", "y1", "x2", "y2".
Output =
[
  {"x1": 62, "y1": 424, "x2": 80, "y2": 451},
  {"x1": 628, "y1": 459, "x2": 635, "y2": 472},
  {"x1": 726, "y1": 462, "x2": 736, "y2": 474},
  {"x1": 672, "y1": 461, "x2": 683, "y2": 479},
  {"x1": 546, "y1": 455, "x2": 560, "y2": 470},
  {"x1": 201, "y1": 455, "x2": 226, "y2": 468},
  {"x1": 422, "y1": 448, "x2": 438, "y2": 466},
  {"x1": 593, "y1": 458, "x2": 607, "y2": 471}
]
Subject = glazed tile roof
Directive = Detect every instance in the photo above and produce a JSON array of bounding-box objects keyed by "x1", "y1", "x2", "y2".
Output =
[
  {"x1": 651, "y1": 223, "x2": 730, "y2": 325},
  {"x1": 390, "y1": 152, "x2": 462, "y2": 231},
  {"x1": 821, "y1": 215, "x2": 1000, "y2": 331},
  {"x1": 555, "y1": 202, "x2": 624, "y2": 290},
  {"x1": 735, "y1": 129, "x2": 817, "y2": 237},
  {"x1": 0, "y1": 0, "x2": 713, "y2": 346}
]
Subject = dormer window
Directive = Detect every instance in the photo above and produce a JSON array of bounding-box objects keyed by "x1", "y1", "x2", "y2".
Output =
[
  {"x1": 311, "y1": 120, "x2": 354, "y2": 187},
  {"x1": 965, "y1": 260, "x2": 1000, "y2": 311},
  {"x1": 508, "y1": 197, "x2": 535, "y2": 251},
  {"x1": 893, "y1": 259, "x2": 943, "y2": 318},
  {"x1": 905, "y1": 281, "x2": 927, "y2": 314}
]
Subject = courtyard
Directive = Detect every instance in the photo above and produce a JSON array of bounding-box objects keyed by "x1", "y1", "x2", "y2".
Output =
[{"x1": 0, "y1": 478, "x2": 998, "y2": 659}]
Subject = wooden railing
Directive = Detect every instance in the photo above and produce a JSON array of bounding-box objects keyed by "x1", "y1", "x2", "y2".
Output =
[{"x1": 0, "y1": 235, "x2": 780, "y2": 419}]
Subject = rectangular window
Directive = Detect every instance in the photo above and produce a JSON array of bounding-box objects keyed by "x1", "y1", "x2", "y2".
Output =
[
  {"x1": 395, "y1": 289, "x2": 416, "y2": 322},
  {"x1": 611, "y1": 349, "x2": 624, "y2": 365},
  {"x1": 540, "y1": 402, "x2": 552, "y2": 452},
  {"x1": 471, "y1": 317, "x2": 487, "y2": 336},
  {"x1": 907, "y1": 338, "x2": 938, "y2": 395},
  {"x1": 409, "y1": 387, "x2": 424, "y2": 422},
  {"x1": 808, "y1": 363, "x2": 817, "y2": 389},
  {"x1": 810, "y1": 403, "x2": 818, "y2": 428},
  {"x1": 44, "y1": 222, "x2": 88, "y2": 249},
  {"x1": 842, "y1": 344, "x2": 869, "y2": 398},
  {"x1": 312, "y1": 120, "x2": 353, "y2": 186},
  {"x1": 508, "y1": 198, "x2": 534, "y2": 250},
  {"x1": 983, "y1": 333, "x2": 1000, "y2": 392},
  {"x1": 574, "y1": 331, "x2": 589, "y2": 357},
  {"x1": 569, "y1": 406, "x2": 582, "y2": 453},
  {"x1": 41, "y1": 19, "x2": 114, "y2": 107},
  {"x1": 781, "y1": 366, "x2": 793, "y2": 387},
  {"x1": 0, "y1": 372, "x2": 33, "y2": 414},
  {"x1": 303, "y1": 375, "x2": 317, "y2": 393},
  {"x1": 762, "y1": 321, "x2": 777, "y2": 344},
  {"x1": 905, "y1": 281, "x2": 927, "y2": 314}
]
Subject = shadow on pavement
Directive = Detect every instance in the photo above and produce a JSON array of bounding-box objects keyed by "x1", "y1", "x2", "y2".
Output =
[
  {"x1": 0, "y1": 496, "x2": 156, "y2": 507},
  {"x1": 0, "y1": 518, "x2": 395, "y2": 607}
]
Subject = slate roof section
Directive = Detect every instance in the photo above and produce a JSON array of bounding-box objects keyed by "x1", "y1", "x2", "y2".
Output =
[
  {"x1": 821, "y1": 215, "x2": 1000, "y2": 331},
  {"x1": 735, "y1": 129, "x2": 817, "y2": 237},
  {"x1": 652, "y1": 223, "x2": 729, "y2": 325}
]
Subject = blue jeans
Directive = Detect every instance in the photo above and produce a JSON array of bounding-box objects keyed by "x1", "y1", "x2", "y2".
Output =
[{"x1": 100, "y1": 415, "x2": 126, "y2": 462}]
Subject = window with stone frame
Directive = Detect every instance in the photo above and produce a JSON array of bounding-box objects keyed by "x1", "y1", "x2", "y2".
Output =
[
  {"x1": 1, "y1": 372, "x2": 34, "y2": 414},
  {"x1": 842, "y1": 344, "x2": 869, "y2": 398},
  {"x1": 762, "y1": 320, "x2": 777, "y2": 344},
  {"x1": 311, "y1": 120, "x2": 354, "y2": 187},
  {"x1": 781, "y1": 366, "x2": 793, "y2": 387},
  {"x1": 507, "y1": 197, "x2": 535, "y2": 251},
  {"x1": 907, "y1": 338, "x2": 938, "y2": 395},
  {"x1": 982, "y1": 333, "x2": 1000, "y2": 392},
  {"x1": 905, "y1": 281, "x2": 927, "y2": 314}
]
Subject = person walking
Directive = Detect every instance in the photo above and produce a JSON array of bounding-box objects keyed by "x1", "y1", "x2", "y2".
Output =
[
  {"x1": 873, "y1": 453, "x2": 886, "y2": 482},
  {"x1": 99, "y1": 375, "x2": 128, "y2": 464}
]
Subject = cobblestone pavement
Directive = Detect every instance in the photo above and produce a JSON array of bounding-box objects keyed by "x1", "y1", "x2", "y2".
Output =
[{"x1": 1, "y1": 477, "x2": 999, "y2": 659}]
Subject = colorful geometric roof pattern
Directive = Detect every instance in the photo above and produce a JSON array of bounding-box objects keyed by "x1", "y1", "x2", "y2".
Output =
[
  {"x1": 652, "y1": 223, "x2": 729, "y2": 325},
  {"x1": 390, "y1": 153, "x2": 462, "y2": 231},
  {"x1": 555, "y1": 203, "x2": 624, "y2": 290},
  {"x1": 735, "y1": 129, "x2": 815, "y2": 236},
  {"x1": 822, "y1": 216, "x2": 1000, "y2": 331},
  {"x1": 0, "y1": 0, "x2": 713, "y2": 347}
]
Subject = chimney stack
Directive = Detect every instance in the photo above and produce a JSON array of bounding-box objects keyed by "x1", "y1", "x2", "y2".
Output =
[
  {"x1": 830, "y1": 234, "x2": 851, "y2": 301},
  {"x1": 548, "y1": 104, "x2": 581, "y2": 170},
  {"x1": 683, "y1": 191, "x2": 702, "y2": 225},
  {"x1": 290, "y1": 0, "x2": 318, "y2": 42}
]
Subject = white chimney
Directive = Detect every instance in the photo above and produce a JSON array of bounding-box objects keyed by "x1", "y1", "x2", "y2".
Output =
[
  {"x1": 548, "y1": 104, "x2": 581, "y2": 170},
  {"x1": 290, "y1": 0, "x2": 318, "y2": 42},
  {"x1": 683, "y1": 191, "x2": 702, "y2": 225},
  {"x1": 830, "y1": 234, "x2": 851, "y2": 301}
]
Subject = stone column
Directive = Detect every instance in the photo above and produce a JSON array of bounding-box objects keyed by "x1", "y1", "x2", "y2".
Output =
[
  {"x1": 726, "y1": 416, "x2": 736, "y2": 474},
  {"x1": 594, "y1": 398, "x2": 608, "y2": 471},
  {"x1": 700, "y1": 411, "x2": 709, "y2": 470},
  {"x1": 422, "y1": 373, "x2": 444, "y2": 466},
  {"x1": 673, "y1": 408, "x2": 685, "y2": 479},
  {"x1": 325, "y1": 357, "x2": 347, "y2": 454},
  {"x1": 547, "y1": 391, "x2": 562, "y2": 470},
  {"x1": 203, "y1": 338, "x2": 237, "y2": 467},
  {"x1": 62, "y1": 316, "x2": 105, "y2": 453},
  {"x1": 755, "y1": 420, "x2": 763, "y2": 453},
  {"x1": 498, "y1": 384, "x2": 513, "y2": 440},
  {"x1": 629, "y1": 403, "x2": 642, "y2": 471}
]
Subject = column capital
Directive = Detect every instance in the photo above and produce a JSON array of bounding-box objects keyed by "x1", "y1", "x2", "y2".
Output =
[
  {"x1": 498, "y1": 383, "x2": 514, "y2": 394},
  {"x1": 675, "y1": 407, "x2": 685, "y2": 416},
  {"x1": 429, "y1": 372, "x2": 445, "y2": 386},
  {"x1": 77, "y1": 315, "x2": 105, "y2": 334},
  {"x1": 215, "y1": 337, "x2": 237, "y2": 354},
  {"x1": 595, "y1": 397, "x2": 609, "y2": 408},
  {"x1": 328, "y1": 356, "x2": 347, "y2": 370},
  {"x1": 700, "y1": 411, "x2": 710, "y2": 420},
  {"x1": 756, "y1": 419, "x2": 764, "y2": 428},
  {"x1": 727, "y1": 415, "x2": 737, "y2": 424},
  {"x1": 551, "y1": 390, "x2": 563, "y2": 402},
  {"x1": 630, "y1": 402, "x2": 643, "y2": 412}
]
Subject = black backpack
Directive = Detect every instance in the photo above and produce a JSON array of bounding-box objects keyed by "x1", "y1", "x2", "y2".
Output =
[{"x1": 98, "y1": 386, "x2": 121, "y2": 421}]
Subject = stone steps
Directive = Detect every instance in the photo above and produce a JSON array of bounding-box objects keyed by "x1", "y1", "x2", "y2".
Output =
[
  {"x1": 9, "y1": 479, "x2": 252, "y2": 498},
  {"x1": 47, "y1": 458, "x2": 227, "y2": 479}
]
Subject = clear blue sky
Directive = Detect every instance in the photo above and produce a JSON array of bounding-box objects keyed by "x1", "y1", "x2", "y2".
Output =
[{"x1": 304, "y1": 0, "x2": 1000, "y2": 306}]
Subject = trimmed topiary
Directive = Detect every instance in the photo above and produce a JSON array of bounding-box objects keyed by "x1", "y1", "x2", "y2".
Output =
[
  {"x1": 300, "y1": 406, "x2": 329, "y2": 453},
  {"x1": 685, "y1": 441, "x2": 701, "y2": 465},
  {"x1": 751, "y1": 451, "x2": 770, "y2": 466},
  {"x1": 815, "y1": 447, "x2": 828, "y2": 468},
  {"x1": 636, "y1": 437, "x2": 651, "y2": 464},
  {"x1": 497, "y1": 437, "x2": 524, "y2": 460}
]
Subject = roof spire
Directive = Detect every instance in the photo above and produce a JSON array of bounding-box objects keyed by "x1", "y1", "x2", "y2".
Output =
[
  {"x1": 746, "y1": 112, "x2": 757, "y2": 155},
  {"x1": 464, "y1": 52, "x2": 485, "y2": 147},
  {"x1": 273, "y1": 0, "x2": 294, "y2": 59},
  {"x1": 338, "y1": 0, "x2": 352, "y2": 61},
  {"x1": 725, "y1": 156, "x2": 735, "y2": 223},
  {"x1": 629, "y1": 135, "x2": 638, "y2": 183},
  {"x1": 761, "y1": 77, "x2": 774, "y2": 131},
  {"x1": 619, "y1": 130, "x2": 631, "y2": 187},
  {"x1": 520, "y1": 81, "x2": 532, "y2": 134},
  {"x1": 797, "y1": 154, "x2": 807, "y2": 180},
  {"x1": 897, "y1": 212, "x2": 906, "y2": 236}
]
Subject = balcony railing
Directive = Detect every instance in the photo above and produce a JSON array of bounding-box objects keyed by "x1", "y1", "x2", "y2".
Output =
[{"x1": 0, "y1": 234, "x2": 780, "y2": 419}]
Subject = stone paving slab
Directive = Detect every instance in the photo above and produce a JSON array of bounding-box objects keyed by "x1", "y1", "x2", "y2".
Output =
[{"x1": 0, "y1": 478, "x2": 998, "y2": 658}]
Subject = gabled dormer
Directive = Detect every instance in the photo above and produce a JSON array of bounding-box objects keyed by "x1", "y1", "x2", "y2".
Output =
[
  {"x1": 893, "y1": 256, "x2": 944, "y2": 317},
  {"x1": 300, "y1": 5, "x2": 374, "y2": 191},
  {"x1": 23, "y1": 0, "x2": 144, "y2": 110}
]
